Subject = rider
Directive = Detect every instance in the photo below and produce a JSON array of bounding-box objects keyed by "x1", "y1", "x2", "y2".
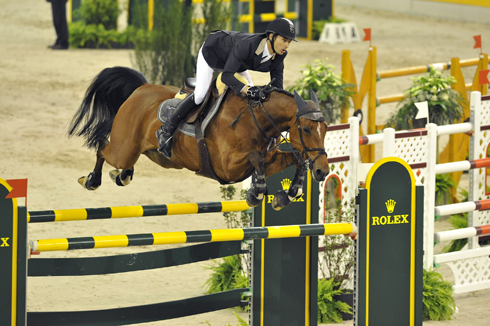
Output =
[{"x1": 157, "y1": 17, "x2": 297, "y2": 158}]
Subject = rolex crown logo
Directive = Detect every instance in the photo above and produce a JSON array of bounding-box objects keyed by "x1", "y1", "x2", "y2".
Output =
[
  {"x1": 385, "y1": 199, "x2": 396, "y2": 213},
  {"x1": 281, "y1": 178, "x2": 292, "y2": 191}
]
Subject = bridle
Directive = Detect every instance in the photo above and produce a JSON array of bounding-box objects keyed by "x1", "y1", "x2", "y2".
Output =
[
  {"x1": 294, "y1": 110, "x2": 328, "y2": 171},
  {"x1": 230, "y1": 92, "x2": 328, "y2": 171}
]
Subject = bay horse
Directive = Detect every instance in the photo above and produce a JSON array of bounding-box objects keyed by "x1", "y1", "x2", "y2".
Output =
[{"x1": 68, "y1": 67, "x2": 329, "y2": 210}]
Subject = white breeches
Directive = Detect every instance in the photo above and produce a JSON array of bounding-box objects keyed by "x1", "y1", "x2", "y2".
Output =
[{"x1": 194, "y1": 46, "x2": 254, "y2": 105}]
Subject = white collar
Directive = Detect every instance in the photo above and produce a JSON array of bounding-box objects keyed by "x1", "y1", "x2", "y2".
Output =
[{"x1": 262, "y1": 40, "x2": 275, "y2": 60}]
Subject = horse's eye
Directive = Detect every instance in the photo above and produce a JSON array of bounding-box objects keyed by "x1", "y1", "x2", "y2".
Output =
[{"x1": 303, "y1": 127, "x2": 311, "y2": 135}]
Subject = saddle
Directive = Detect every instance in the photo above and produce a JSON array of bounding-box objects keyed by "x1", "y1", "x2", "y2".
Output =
[{"x1": 157, "y1": 74, "x2": 245, "y2": 184}]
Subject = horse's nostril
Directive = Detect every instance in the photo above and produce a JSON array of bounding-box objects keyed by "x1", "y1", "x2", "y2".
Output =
[{"x1": 315, "y1": 169, "x2": 326, "y2": 180}]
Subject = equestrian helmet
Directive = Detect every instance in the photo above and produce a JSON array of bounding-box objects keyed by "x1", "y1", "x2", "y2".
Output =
[{"x1": 266, "y1": 18, "x2": 297, "y2": 42}]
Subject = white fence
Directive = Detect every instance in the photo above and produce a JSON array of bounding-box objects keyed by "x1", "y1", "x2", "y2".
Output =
[{"x1": 321, "y1": 91, "x2": 490, "y2": 294}]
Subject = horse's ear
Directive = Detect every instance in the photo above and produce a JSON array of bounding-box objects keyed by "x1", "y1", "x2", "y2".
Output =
[
  {"x1": 310, "y1": 90, "x2": 320, "y2": 107},
  {"x1": 293, "y1": 90, "x2": 308, "y2": 111}
]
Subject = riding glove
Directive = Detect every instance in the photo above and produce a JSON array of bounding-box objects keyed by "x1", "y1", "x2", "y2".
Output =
[{"x1": 246, "y1": 86, "x2": 261, "y2": 101}]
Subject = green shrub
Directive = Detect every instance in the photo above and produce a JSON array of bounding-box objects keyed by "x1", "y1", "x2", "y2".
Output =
[
  {"x1": 69, "y1": 0, "x2": 133, "y2": 49},
  {"x1": 131, "y1": 0, "x2": 233, "y2": 85},
  {"x1": 435, "y1": 173, "x2": 456, "y2": 207},
  {"x1": 317, "y1": 278, "x2": 351, "y2": 323},
  {"x1": 74, "y1": 0, "x2": 119, "y2": 30},
  {"x1": 204, "y1": 255, "x2": 249, "y2": 295},
  {"x1": 287, "y1": 59, "x2": 354, "y2": 124},
  {"x1": 423, "y1": 268, "x2": 456, "y2": 321}
]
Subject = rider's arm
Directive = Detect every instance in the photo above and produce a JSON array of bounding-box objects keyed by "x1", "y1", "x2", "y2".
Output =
[
  {"x1": 269, "y1": 58, "x2": 285, "y2": 90},
  {"x1": 221, "y1": 43, "x2": 251, "y2": 95}
]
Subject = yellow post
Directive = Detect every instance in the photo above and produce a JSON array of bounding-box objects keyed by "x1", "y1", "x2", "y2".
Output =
[
  {"x1": 474, "y1": 53, "x2": 488, "y2": 95},
  {"x1": 341, "y1": 50, "x2": 352, "y2": 124},
  {"x1": 249, "y1": 0, "x2": 254, "y2": 34},
  {"x1": 366, "y1": 46, "x2": 377, "y2": 163},
  {"x1": 341, "y1": 48, "x2": 375, "y2": 162},
  {"x1": 307, "y1": 0, "x2": 313, "y2": 40},
  {"x1": 148, "y1": 0, "x2": 154, "y2": 30}
]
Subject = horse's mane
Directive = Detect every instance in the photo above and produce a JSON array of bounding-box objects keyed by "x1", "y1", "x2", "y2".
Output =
[{"x1": 272, "y1": 88, "x2": 294, "y2": 97}]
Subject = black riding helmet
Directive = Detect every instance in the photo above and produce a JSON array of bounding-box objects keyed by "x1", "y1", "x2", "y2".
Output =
[{"x1": 266, "y1": 18, "x2": 297, "y2": 55}]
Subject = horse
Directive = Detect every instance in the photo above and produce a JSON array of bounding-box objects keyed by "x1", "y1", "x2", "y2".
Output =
[{"x1": 68, "y1": 67, "x2": 330, "y2": 210}]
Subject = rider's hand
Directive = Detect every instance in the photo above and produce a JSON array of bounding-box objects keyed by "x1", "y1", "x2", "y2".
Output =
[{"x1": 246, "y1": 86, "x2": 261, "y2": 101}]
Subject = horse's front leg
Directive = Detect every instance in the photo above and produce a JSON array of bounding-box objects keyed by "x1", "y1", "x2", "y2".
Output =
[
  {"x1": 271, "y1": 163, "x2": 306, "y2": 211},
  {"x1": 246, "y1": 151, "x2": 268, "y2": 207}
]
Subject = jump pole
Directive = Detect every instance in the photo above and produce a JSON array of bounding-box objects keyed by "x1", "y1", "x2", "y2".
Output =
[{"x1": 30, "y1": 222, "x2": 355, "y2": 252}]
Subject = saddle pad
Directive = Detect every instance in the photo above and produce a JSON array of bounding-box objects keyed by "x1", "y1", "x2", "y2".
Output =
[{"x1": 157, "y1": 88, "x2": 228, "y2": 138}]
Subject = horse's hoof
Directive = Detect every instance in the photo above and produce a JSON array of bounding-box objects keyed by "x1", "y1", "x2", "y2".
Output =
[
  {"x1": 246, "y1": 188, "x2": 264, "y2": 208},
  {"x1": 78, "y1": 176, "x2": 99, "y2": 191},
  {"x1": 109, "y1": 169, "x2": 133, "y2": 187},
  {"x1": 272, "y1": 190, "x2": 291, "y2": 211}
]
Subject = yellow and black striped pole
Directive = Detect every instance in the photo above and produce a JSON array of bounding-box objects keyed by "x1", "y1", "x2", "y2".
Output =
[
  {"x1": 27, "y1": 200, "x2": 249, "y2": 223},
  {"x1": 31, "y1": 223, "x2": 356, "y2": 252}
]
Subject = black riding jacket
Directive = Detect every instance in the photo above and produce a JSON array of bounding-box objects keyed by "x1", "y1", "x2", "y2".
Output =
[{"x1": 201, "y1": 30, "x2": 286, "y2": 94}]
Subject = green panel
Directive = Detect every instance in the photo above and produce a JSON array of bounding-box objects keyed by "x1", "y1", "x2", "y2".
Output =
[
  {"x1": 16, "y1": 206, "x2": 28, "y2": 326},
  {"x1": 415, "y1": 186, "x2": 424, "y2": 325},
  {"x1": 368, "y1": 161, "x2": 413, "y2": 325},
  {"x1": 355, "y1": 159, "x2": 422, "y2": 326},
  {"x1": 354, "y1": 189, "x2": 368, "y2": 324},
  {"x1": 297, "y1": 0, "x2": 308, "y2": 38},
  {"x1": 27, "y1": 288, "x2": 246, "y2": 325},
  {"x1": 0, "y1": 181, "x2": 15, "y2": 324},
  {"x1": 28, "y1": 241, "x2": 241, "y2": 276},
  {"x1": 252, "y1": 165, "x2": 318, "y2": 326},
  {"x1": 313, "y1": 0, "x2": 332, "y2": 21}
]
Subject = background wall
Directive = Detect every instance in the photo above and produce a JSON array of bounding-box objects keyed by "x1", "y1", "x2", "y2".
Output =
[{"x1": 336, "y1": 0, "x2": 490, "y2": 24}]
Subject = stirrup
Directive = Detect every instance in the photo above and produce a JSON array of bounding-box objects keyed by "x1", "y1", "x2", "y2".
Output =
[
  {"x1": 159, "y1": 139, "x2": 173, "y2": 158},
  {"x1": 157, "y1": 131, "x2": 173, "y2": 158}
]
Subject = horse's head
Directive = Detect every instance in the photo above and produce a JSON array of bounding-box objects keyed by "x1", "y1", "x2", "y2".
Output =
[{"x1": 289, "y1": 90, "x2": 330, "y2": 181}]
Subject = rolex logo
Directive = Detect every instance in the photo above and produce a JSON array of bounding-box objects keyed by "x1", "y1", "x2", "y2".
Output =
[
  {"x1": 385, "y1": 199, "x2": 396, "y2": 213},
  {"x1": 281, "y1": 178, "x2": 291, "y2": 191}
]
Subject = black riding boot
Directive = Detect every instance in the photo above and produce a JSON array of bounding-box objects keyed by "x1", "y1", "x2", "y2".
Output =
[{"x1": 157, "y1": 94, "x2": 197, "y2": 158}]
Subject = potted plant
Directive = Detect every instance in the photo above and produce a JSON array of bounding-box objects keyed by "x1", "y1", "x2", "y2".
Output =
[
  {"x1": 318, "y1": 195, "x2": 356, "y2": 322},
  {"x1": 287, "y1": 59, "x2": 355, "y2": 124},
  {"x1": 385, "y1": 68, "x2": 465, "y2": 130}
]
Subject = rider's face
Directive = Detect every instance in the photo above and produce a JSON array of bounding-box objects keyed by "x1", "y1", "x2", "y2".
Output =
[{"x1": 271, "y1": 35, "x2": 292, "y2": 55}]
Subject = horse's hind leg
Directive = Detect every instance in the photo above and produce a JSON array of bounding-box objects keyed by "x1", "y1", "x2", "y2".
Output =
[
  {"x1": 246, "y1": 151, "x2": 268, "y2": 207},
  {"x1": 78, "y1": 147, "x2": 106, "y2": 190},
  {"x1": 109, "y1": 167, "x2": 134, "y2": 186}
]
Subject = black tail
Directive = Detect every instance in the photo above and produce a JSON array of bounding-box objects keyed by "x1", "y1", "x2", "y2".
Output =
[{"x1": 68, "y1": 67, "x2": 147, "y2": 149}]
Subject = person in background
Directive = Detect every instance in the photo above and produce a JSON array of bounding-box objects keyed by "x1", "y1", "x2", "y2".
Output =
[
  {"x1": 47, "y1": 0, "x2": 69, "y2": 50},
  {"x1": 157, "y1": 18, "x2": 297, "y2": 158}
]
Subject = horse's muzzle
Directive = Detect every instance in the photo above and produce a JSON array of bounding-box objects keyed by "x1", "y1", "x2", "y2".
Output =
[{"x1": 312, "y1": 167, "x2": 329, "y2": 182}]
